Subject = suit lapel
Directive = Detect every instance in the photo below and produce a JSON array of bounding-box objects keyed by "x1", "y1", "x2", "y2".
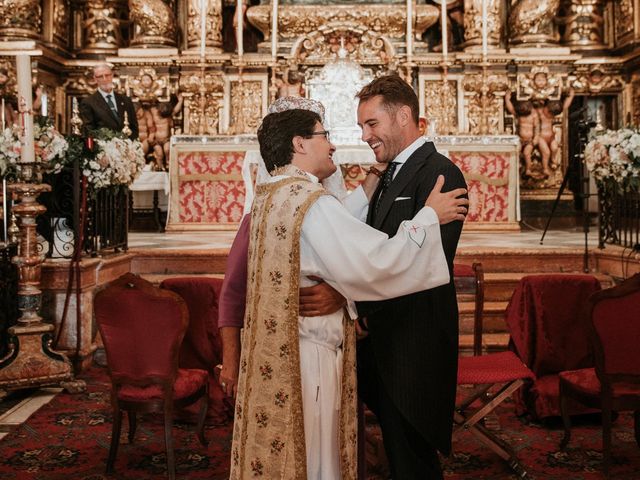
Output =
[
  {"x1": 373, "y1": 142, "x2": 436, "y2": 229},
  {"x1": 113, "y1": 93, "x2": 126, "y2": 125},
  {"x1": 96, "y1": 92, "x2": 121, "y2": 126}
]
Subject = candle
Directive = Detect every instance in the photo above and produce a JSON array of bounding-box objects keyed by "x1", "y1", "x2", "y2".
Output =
[
  {"x1": 200, "y1": 0, "x2": 207, "y2": 59},
  {"x1": 15, "y1": 55, "x2": 35, "y2": 165},
  {"x1": 441, "y1": 0, "x2": 447, "y2": 61},
  {"x1": 481, "y1": 0, "x2": 488, "y2": 59},
  {"x1": 237, "y1": 0, "x2": 244, "y2": 60},
  {"x1": 1, "y1": 98, "x2": 5, "y2": 129},
  {"x1": 271, "y1": 0, "x2": 278, "y2": 59},
  {"x1": 41, "y1": 90, "x2": 48, "y2": 117},
  {"x1": 406, "y1": 0, "x2": 413, "y2": 62}
]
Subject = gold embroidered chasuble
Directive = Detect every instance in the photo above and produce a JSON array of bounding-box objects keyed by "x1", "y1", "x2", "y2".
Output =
[{"x1": 230, "y1": 166, "x2": 358, "y2": 479}]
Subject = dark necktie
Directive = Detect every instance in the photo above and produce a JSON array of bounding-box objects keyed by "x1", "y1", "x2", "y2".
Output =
[
  {"x1": 105, "y1": 94, "x2": 118, "y2": 118},
  {"x1": 374, "y1": 161, "x2": 399, "y2": 218}
]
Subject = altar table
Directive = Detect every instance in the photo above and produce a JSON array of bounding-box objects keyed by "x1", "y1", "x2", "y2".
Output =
[{"x1": 167, "y1": 135, "x2": 520, "y2": 232}]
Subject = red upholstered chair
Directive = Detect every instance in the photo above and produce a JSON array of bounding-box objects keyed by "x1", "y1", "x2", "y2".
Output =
[
  {"x1": 95, "y1": 273, "x2": 208, "y2": 480},
  {"x1": 559, "y1": 273, "x2": 640, "y2": 476},
  {"x1": 455, "y1": 263, "x2": 536, "y2": 478},
  {"x1": 160, "y1": 276, "x2": 233, "y2": 425},
  {"x1": 505, "y1": 274, "x2": 602, "y2": 420}
]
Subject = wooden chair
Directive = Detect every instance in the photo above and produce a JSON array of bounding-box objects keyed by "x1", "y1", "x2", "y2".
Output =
[
  {"x1": 559, "y1": 273, "x2": 640, "y2": 477},
  {"x1": 454, "y1": 262, "x2": 535, "y2": 478},
  {"x1": 95, "y1": 273, "x2": 209, "y2": 480},
  {"x1": 453, "y1": 262, "x2": 485, "y2": 356},
  {"x1": 160, "y1": 276, "x2": 234, "y2": 425}
]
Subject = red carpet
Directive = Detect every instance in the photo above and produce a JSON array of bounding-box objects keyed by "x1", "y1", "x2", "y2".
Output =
[{"x1": 0, "y1": 367, "x2": 638, "y2": 479}]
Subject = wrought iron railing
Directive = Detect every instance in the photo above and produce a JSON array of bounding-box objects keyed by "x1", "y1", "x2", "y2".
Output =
[
  {"x1": 598, "y1": 181, "x2": 640, "y2": 250},
  {"x1": 37, "y1": 163, "x2": 129, "y2": 258}
]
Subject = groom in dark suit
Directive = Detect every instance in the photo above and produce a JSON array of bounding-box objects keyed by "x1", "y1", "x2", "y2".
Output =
[
  {"x1": 355, "y1": 75, "x2": 467, "y2": 479},
  {"x1": 79, "y1": 64, "x2": 138, "y2": 140}
]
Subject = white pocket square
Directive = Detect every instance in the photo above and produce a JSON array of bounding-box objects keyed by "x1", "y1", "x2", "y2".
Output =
[{"x1": 395, "y1": 197, "x2": 411, "y2": 201}]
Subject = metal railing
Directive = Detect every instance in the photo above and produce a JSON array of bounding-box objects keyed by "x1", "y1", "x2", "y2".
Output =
[{"x1": 598, "y1": 182, "x2": 640, "y2": 250}]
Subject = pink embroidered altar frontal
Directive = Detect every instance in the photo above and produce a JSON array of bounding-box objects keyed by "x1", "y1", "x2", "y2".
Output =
[{"x1": 167, "y1": 136, "x2": 520, "y2": 231}]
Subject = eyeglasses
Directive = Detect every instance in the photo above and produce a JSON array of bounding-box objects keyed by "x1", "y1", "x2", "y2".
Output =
[
  {"x1": 95, "y1": 73, "x2": 113, "y2": 80},
  {"x1": 306, "y1": 130, "x2": 331, "y2": 142}
]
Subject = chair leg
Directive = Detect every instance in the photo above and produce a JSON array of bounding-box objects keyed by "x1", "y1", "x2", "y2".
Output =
[
  {"x1": 559, "y1": 383, "x2": 572, "y2": 449},
  {"x1": 602, "y1": 406, "x2": 612, "y2": 477},
  {"x1": 128, "y1": 411, "x2": 137, "y2": 444},
  {"x1": 196, "y1": 388, "x2": 208, "y2": 447},
  {"x1": 635, "y1": 410, "x2": 640, "y2": 448},
  {"x1": 107, "y1": 408, "x2": 122, "y2": 474},
  {"x1": 164, "y1": 410, "x2": 176, "y2": 480}
]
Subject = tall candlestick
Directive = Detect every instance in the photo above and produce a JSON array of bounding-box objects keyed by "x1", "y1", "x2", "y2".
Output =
[
  {"x1": 441, "y1": 0, "x2": 447, "y2": 61},
  {"x1": 481, "y1": 0, "x2": 488, "y2": 60},
  {"x1": 200, "y1": 0, "x2": 207, "y2": 59},
  {"x1": 237, "y1": 0, "x2": 244, "y2": 61},
  {"x1": 15, "y1": 55, "x2": 35, "y2": 166},
  {"x1": 271, "y1": 0, "x2": 278, "y2": 59},
  {"x1": 406, "y1": 0, "x2": 413, "y2": 62},
  {"x1": 1, "y1": 98, "x2": 5, "y2": 129}
]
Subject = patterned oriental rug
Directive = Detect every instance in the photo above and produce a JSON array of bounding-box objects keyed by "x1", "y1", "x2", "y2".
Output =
[{"x1": 0, "y1": 368, "x2": 638, "y2": 479}]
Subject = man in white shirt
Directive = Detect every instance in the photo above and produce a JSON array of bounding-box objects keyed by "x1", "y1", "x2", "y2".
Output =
[{"x1": 229, "y1": 106, "x2": 468, "y2": 479}]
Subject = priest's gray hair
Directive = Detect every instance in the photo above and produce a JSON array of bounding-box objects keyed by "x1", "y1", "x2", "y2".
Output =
[{"x1": 267, "y1": 96, "x2": 325, "y2": 123}]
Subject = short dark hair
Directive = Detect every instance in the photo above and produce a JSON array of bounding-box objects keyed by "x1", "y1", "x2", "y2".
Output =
[
  {"x1": 257, "y1": 109, "x2": 320, "y2": 173},
  {"x1": 356, "y1": 74, "x2": 419, "y2": 125}
]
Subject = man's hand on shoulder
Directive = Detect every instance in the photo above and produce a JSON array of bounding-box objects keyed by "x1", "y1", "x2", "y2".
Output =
[
  {"x1": 299, "y1": 276, "x2": 346, "y2": 316},
  {"x1": 425, "y1": 174, "x2": 469, "y2": 225}
]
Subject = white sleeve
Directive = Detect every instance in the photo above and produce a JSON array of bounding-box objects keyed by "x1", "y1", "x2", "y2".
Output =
[
  {"x1": 300, "y1": 196, "x2": 449, "y2": 302},
  {"x1": 341, "y1": 185, "x2": 369, "y2": 222}
]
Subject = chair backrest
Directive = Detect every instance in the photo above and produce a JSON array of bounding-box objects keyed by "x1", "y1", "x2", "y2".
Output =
[
  {"x1": 95, "y1": 273, "x2": 189, "y2": 386},
  {"x1": 590, "y1": 274, "x2": 640, "y2": 379},
  {"x1": 159, "y1": 277, "x2": 224, "y2": 372},
  {"x1": 505, "y1": 274, "x2": 601, "y2": 377},
  {"x1": 454, "y1": 262, "x2": 485, "y2": 356}
]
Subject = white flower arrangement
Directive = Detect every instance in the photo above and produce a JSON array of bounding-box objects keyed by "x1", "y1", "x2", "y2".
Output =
[
  {"x1": 585, "y1": 128, "x2": 640, "y2": 189},
  {"x1": 0, "y1": 122, "x2": 68, "y2": 177},
  {"x1": 82, "y1": 135, "x2": 145, "y2": 189}
]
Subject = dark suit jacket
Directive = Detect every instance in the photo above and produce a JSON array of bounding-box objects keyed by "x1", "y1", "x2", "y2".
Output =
[
  {"x1": 79, "y1": 91, "x2": 139, "y2": 140},
  {"x1": 357, "y1": 141, "x2": 466, "y2": 454}
]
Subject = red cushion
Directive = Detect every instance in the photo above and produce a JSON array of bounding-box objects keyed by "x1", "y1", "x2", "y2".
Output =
[
  {"x1": 453, "y1": 264, "x2": 474, "y2": 277},
  {"x1": 118, "y1": 368, "x2": 208, "y2": 402},
  {"x1": 458, "y1": 351, "x2": 535, "y2": 384}
]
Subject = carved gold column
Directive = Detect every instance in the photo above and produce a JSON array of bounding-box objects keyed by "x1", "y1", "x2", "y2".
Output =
[
  {"x1": 463, "y1": 66, "x2": 507, "y2": 135},
  {"x1": 129, "y1": 0, "x2": 177, "y2": 47},
  {"x1": 80, "y1": 0, "x2": 127, "y2": 55},
  {"x1": 509, "y1": 0, "x2": 561, "y2": 47},
  {"x1": 186, "y1": 0, "x2": 223, "y2": 54},
  {"x1": 463, "y1": 0, "x2": 500, "y2": 52},
  {"x1": 0, "y1": 0, "x2": 42, "y2": 40},
  {"x1": 558, "y1": 0, "x2": 605, "y2": 50},
  {"x1": 0, "y1": 50, "x2": 81, "y2": 398}
]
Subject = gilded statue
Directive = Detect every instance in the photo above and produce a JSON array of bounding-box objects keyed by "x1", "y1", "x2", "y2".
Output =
[
  {"x1": 129, "y1": 0, "x2": 177, "y2": 46},
  {"x1": 509, "y1": 0, "x2": 560, "y2": 44},
  {"x1": 276, "y1": 70, "x2": 305, "y2": 98},
  {"x1": 0, "y1": 0, "x2": 42, "y2": 35},
  {"x1": 505, "y1": 94, "x2": 538, "y2": 177}
]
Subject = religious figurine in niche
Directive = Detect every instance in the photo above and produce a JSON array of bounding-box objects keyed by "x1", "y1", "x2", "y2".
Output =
[
  {"x1": 534, "y1": 87, "x2": 574, "y2": 178},
  {"x1": 509, "y1": 0, "x2": 560, "y2": 40},
  {"x1": 427, "y1": 0, "x2": 464, "y2": 53},
  {"x1": 277, "y1": 70, "x2": 305, "y2": 98},
  {"x1": 505, "y1": 93, "x2": 539, "y2": 178},
  {"x1": 150, "y1": 93, "x2": 183, "y2": 170}
]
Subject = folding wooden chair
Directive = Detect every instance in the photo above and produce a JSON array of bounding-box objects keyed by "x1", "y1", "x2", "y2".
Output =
[{"x1": 454, "y1": 263, "x2": 535, "y2": 479}]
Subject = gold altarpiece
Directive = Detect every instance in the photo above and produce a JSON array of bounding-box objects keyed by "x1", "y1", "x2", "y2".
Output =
[{"x1": 2, "y1": 0, "x2": 640, "y2": 370}]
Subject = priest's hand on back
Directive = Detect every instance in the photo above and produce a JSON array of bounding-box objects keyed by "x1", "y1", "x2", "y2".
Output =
[{"x1": 425, "y1": 174, "x2": 468, "y2": 224}]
